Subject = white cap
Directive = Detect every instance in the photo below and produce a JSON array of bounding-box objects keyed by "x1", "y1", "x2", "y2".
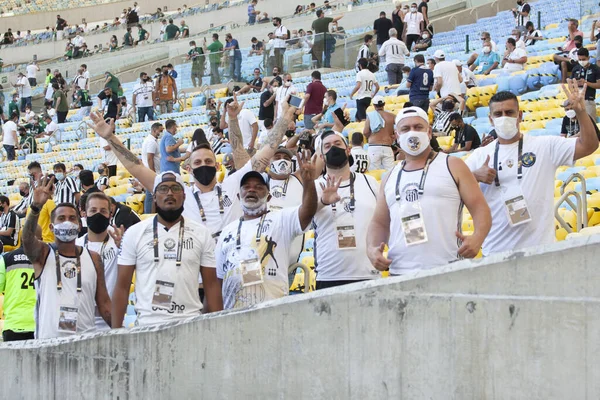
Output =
[
  {"x1": 372, "y1": 95, "x2": 385, "y2": 106},
  {"x1": 434, "y1": 49, "x2": 445, "y2": 59},
  {"x1": 453, "y1": 59, "x2": 462, "y2": 66},
  {"x1": 395, "y1": 106, "x2": 430, "y2": 126},
  {"x1": 153, "y1": 172, "x2": 186, "y2": 193}
]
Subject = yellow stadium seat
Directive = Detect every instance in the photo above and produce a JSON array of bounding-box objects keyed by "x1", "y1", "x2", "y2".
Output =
[
  {"x1": 555, "y1": 227, "x2": 569, "y2": 241},
  {"x1": 104, "y1": 188, "x2": 116, "y2": 197},
  {"x1": 548, "y1": 36, "x2": 567, "y2": 44},
  {"x1": 365, "y1": 169, "x2": 385, "y2": 181},
  {"x1": 300, "y1": 255, "x2": 315, "y2": 268},
  {"x1": 109, "y1": 176, "x2": 119, "y2": 187},
  {"x1": 575, "y1": 157, "x2": 595, "y2": 167},
  {"x1": 217, "y1": 170, "x2": 225, "y2": 183},
  {"x1": 305, "y1": 230, "x2": 315, "y2": 239}
]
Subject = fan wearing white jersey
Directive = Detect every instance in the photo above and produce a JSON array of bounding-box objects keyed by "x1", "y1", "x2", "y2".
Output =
[
  {"x1": 112, "y1": 172, "x2": 222, "y2": 328},
  {"x1": 367, "y1": 107, "x2": 491, "y2": 275},
  {"x1": 22, "y1": 176, "x2": 112, "y2": 339},
  {"x1": 216, "y1": 150, "x2": 317, "y2": 309},
  {"x1": 76, "y1": 192, "x2": 124, "y2": 331},
  {"x1": 312, "y1": 131, "x2": 381, "y2": 289},
  {"x1": 349, "y1": 132, "x2": 370, "y2": 173},
  {"x1": 466, "y1": 83, "x2": 598, "y2": 256}
]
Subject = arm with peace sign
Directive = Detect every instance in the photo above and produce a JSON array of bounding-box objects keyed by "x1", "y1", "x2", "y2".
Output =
[
  {"x1": 23, "y1": 175, "x2": 55, "y2": 277},
  {"x1": 564, "y1": 78, "x2": 600, "y2": 160}
]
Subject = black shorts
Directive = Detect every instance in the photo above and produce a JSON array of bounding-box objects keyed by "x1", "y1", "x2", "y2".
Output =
[
  {"x1": 315, "y1": 279, "x2": 368, "y2": 290},
  {"x1": 2, "y1": 330, "x2": 35, "y2": 342},
  {"x1": 355, "y1": 97, "x2": 371, "y2": 121},
  {"x1": 28, "y1": 77, "x2": 37, "y2": 87}
]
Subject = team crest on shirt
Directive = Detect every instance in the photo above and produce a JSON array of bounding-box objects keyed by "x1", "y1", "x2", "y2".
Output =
[
  {"x1": 400, "y1": 182, "x2": 420, "y2": 203},
  {"x1": 339, "y1": 196, "x2": 354, "y2": 213},
  {"x1": 521, "y1": 152, "x2": 536, "y2": 168},
  {"x1": 271, "y1": 186, "x2": 285, "y2": 198},
  {"x1": 62, "y1": 261, "x2": 78, "y2": 279},
  {"x1": 222, "y1": 195, "x2": 233, "y2": 207},
  {"x1": 164, "y1": 238, "x2": 176, "y2": 251},
  {"x1": 506, "y1": 159, "x2": 514, "y2": 168}
]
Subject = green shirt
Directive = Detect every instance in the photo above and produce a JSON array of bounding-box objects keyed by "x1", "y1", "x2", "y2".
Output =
[
  {"x1": 124, "y1": 32, "x2": 133, "y2": 46},
  {"x1": 53, "y1": 89, "x2": 69, "y2": 112},
  {"x1": 8, "y1": 101, "x2": 19, "y2": 118},
  {"x1": 105, "y1": 73, "x2": 121, "y2": 94},
  {"x1": 189, "y1": 47, "x2": 205, "y2": 70},
  {"x1": 138, "y1": 28, "x2": 148, "y2": 41},
  {"x1": 165, "y1": 24, "x2": 180, "y2": 40},
  {"x1": 312, "y1": 16, "x2": 334, "y2": 36},
  {"x1": 180, "y1": 25, "x2": 189, "y2": 37},
  {"x1": 207, "y1": 41, "x2": 224, "y2": 65},
  {"x1": 0, "y1": 249, "x2": 37, "y2": 333}
]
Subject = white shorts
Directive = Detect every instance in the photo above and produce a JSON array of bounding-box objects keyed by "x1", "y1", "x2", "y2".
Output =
[{"x1": 368, "y1": 145, "x2": 395, "y2": 171}]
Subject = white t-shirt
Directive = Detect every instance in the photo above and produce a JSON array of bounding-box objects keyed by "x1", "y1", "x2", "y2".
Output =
[
  {"x1": 313, "y1": 173, "x2": 381, "y2": 281},
  {"x1": 72, "y1": 35, "x2": 85, "y2": 47},
  {"x1": 118, "y1": 217, "x2": 216, "y2": 326},
  {"x1": 460, "y1": 67, "x2": 477, "y2": 94},
  {"x1": 273, "y1": 25, "x2": 289, "y2": 48},
  {"x1": 99, "y1": 136, "x2": 118, "y2": 166},
  {"x1": 433, "y1": 60, "x2": 462, "y2": 98},
  {"x1": 350, "y1": 147, "x2": 370, "y2": 173},
  {"x1": 465, "y1": 135, "x2": 576, "y2": 256},
  {"x1": 17, "y1": 76, "x2": 32, "y2": 98},
  {"x1": 183, "y1": 160, "x2": 252, "y2": 238},
  {"x1": 257, "y1": 127, "x2": 272, "y2": 147},
  {"x1": 141, "y1": 134, "x2": 160, "y2": 172},
  {"x1": 404, "y1": 11, "x2": 424, "y2": 35},
  {"x1": 45, "y1": 120, "x2": 58, "y2": 134},
  {"x1": 216, "y1": 207, "x2": 303, "y2": 309},
  {"x1": 236, "y1": 109, "x2": 258, "y2": 149},
  {"x1": 503, "y1": 48, "x2": 527, "y2": 72},
  {"x1": 355, "y1": 69, "x2": 377, "y2": 100},
  {"x1": 378, "y1": 37, "x2": 410, "y2": 65},
  {"x1": 133, "y1": 81, "x2": 155, "y2": 108},
  {"x1": 26, "y1": 64, "x2": 38, "y2": 78},
  {"x1": 2, "y1": 121, "x2": 17, "y2": 146},
  {"x1": 275, "y1": 85, "x2": 298, "y2": 118},
  {"x1": 76, "y1": 234, "x2": 119, "y2": 331}
]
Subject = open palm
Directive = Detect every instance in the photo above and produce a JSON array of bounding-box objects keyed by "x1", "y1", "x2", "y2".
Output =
[
  {"x1": 88, "y1": 111, "x2": 115, "y2": 139},
  {"x1": 320, "y1": 175, "x2": 342, "y2": 205}
]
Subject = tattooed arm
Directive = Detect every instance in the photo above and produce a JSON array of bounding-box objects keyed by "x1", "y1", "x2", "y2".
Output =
[
  {"x1": 24, "y1": 175, "x2": 53, "y2": 278},
  {"x1": 91, "y1": 251, "x2": 112, "y2": 327},
  {"x1": 251, "y1": 105, "x2": 297, "y2": 172},
  {"x1": 88, "y1": 111, "x2": 157, "y2": 191},
  {"x1": 227, "y1": 109, "x2": 252, "y2": 168}
]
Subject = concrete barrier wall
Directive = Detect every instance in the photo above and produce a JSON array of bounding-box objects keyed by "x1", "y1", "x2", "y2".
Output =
[{"x1": 1, "y1": 234, "x2": 599, "y2": 400}]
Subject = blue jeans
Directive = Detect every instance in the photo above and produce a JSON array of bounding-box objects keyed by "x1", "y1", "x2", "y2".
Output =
[
  {"x1": 4, "y1": 145, "x2": 15, "y2": 161},
  {"x1": 248, "y1": 14, "x2": 256, "y2": 25},
  {"x1": 144, "y1": 189, "x2": 154, "y2": 214},
  {"x1": 137, "y1": 106, "x2": 155, "y2": 122},
  {"x1": 20, "y1": 97, "x2": 32, "y2": 112},
  {"x1": 230, "y1": 54, "x2": 242, "y2": 81},
  {"x1": 324, "y1": 40, "x2": 334, "y2": 68}
]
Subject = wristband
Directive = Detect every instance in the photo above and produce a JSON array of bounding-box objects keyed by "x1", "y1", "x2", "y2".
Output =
[
  {"x1": 30, "y1": 204, "x2": 41, "y2": 214},
  {"x1": 320, "y1": 198, "x2": 332, "y2": 206}
]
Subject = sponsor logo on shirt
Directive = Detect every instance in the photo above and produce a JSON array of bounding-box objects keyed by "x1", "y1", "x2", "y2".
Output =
[{"x1": 521, "y1": 152, "x2": 536, "y2": 168}]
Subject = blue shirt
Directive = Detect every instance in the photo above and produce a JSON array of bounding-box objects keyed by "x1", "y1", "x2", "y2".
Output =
[
  {"x1": 248, "y1": 4, "x2": 255, "y2": 16},
  {"x1": 160, "y1": 133, "x2": 181, "y2": 173},
  {"x1": 408, "y1": 66, "x2": 434, "y2": 101},
  {"x1": 473, "y1": 52, "x2": 501, "y2": 72},
  {"x1": 324, "y1": 103, "x2": 340, "y2": 124}
]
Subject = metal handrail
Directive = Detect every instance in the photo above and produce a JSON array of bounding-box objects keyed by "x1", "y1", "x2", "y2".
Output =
[
  {"x1": 555, "y1": 172, "x2": 588, "y2": 233},
  {"x1": 288, "y1": 262, "x2": 311, "y2": 293}
]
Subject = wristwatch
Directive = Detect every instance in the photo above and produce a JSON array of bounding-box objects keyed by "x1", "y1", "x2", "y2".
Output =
[{"x1": 30, "y1": 204, "x2": 41, "y2": 213}]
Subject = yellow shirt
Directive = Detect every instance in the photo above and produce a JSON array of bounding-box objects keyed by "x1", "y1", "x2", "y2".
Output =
[{"x1": 37, "y1": 200, "x2": 56, "y2": 243}]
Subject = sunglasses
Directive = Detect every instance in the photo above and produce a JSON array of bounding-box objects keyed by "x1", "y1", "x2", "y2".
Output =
[{"x1": 156, "y1": 185, "x2": 183, "y2": 194}]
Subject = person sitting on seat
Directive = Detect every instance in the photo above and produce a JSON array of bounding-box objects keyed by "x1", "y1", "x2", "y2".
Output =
[
  {"x1": 470, "y1": 40, "x2": 500, "y2": 75},
  {"x1": 445, "y1": 113, "x2": 481, "y2": 153}
]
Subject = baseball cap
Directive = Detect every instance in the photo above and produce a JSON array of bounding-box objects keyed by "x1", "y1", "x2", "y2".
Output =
[
  {"x1": 395, "y1": 106, "x2": 430, "y2": 125},
  {"x1": 153, "y1": 172, "x2": 185, "y2": 193},
  {"x1": 274, "y1": 147, "x2": 294, "y2": 159},
  {"x1": 240, "y1": 171, "x2": 269, "y2": 188},
  {"x1": 452, "y1": 59, "x2": 463, "y2": 66},
  {"x1": 434, "y1": 49, "x2": 445, "y2": 59},
  {"x1": 223, "y1": 153, "x2": 233, "y2": 164},
  {"x1": 372, "y1": 95, "x2": 385, "y2": 106}
]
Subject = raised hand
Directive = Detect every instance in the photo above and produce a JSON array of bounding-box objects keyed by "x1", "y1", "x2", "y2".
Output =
[
  {"x1": 109, "y1": 224, "x2": 125, "y2": 248},
  {"x1": 32, "y1": 174, "x2": 55, "y2": 209},
  {"x1": 367, "y1": 242, "x2": 392, "y2": 271},
  {"x1": 227, "y1": 93, "x2": 245, "y2": 118},
  {"x1": 88, "y1": 111, "x2": 115, "y2": 139},
  {"x1": 297, "y1": 149, "x2": 315, "y2": 180},
  {"x1": 473, "y1": 154, "x2": 496, "y2": 184},
  {"x1": 562, "y1": 78, "x2": 586, "y2": 114},
  {"x1": 319, "y1": 174, "x2": 342, "y2": 205}
]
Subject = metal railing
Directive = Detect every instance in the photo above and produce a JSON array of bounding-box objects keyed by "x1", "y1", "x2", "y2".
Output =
[{"x1": 555, "y1": 172, "x2": 588, "y2": 234}]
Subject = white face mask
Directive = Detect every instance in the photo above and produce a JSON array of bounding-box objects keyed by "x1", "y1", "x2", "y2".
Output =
[
  {"x1": 422, "y1": 34, "x2": 429, "y2": 39},
  {"x1": 493, "y1": 116, "x2": 519, "y2": 140},
  {"x1": 410, "y1": 7, "x2": 417, "y2": 12},
  {"x1": 579, "y1": 60, "x2": 589, "y2": 67},
  {"x1": 284, "y1": 81, "x2": 292, "y2": 87},
  {"x1": 483, "y1": 46, "x2": 491, "y2": 53},
  {"x1": 403, "y1": 73, "x2": 409, "y2": 78},
  {"x1": 398, "y1": 130, "x2": 430, "y2": 156},
  {"x1": 270, "y1": 159, "x2": 293, "y2": 175},
  {"x1": 565, "y1": 109, "x2": 577, "y2": 119},
  {"x1": 241, "y1": 195, "x2": 268, "y2": 216},
  {"x1": 53, "y1": 221, "x2": 80, "y2": 242}
]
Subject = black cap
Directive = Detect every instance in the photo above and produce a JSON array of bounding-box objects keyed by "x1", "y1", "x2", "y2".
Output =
[{"x1": 240, "y1": 171, "x2": 268, "y2": 188}]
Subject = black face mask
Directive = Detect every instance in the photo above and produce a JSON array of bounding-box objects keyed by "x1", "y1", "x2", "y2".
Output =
[
  {"x1": 325, "y1": 146, "x2": 348, "y2": 168},
  {"x1": 156, "y1": 205, "x2": 184, "y2": 222},
  {"x1": 98, "y1": 168, "x2": 105, "y2": 175},
  {"x1": 211, "y1": 121, "x2": 217, "y2": 127},
  {"x1": 193, "y1": 165, "x2": 217, "y2": 186},
  {"x1": 442, "y1": 101, "x2": 455, "y2": 111},
  {"x1": 285, "y1": 130, "x2": 295, "y2": 138},
  {"x1": 0, "y1": 205, "x2": 4, "y2": 212},
  {"x1": 19, "y1": 190, "x2": 27, "y2": 197},
  {"x1": 575, "y1": 42, "x2": 583, "y2": 49},
  {"x1": 121, "y1": 101, "x2": 126, "y2": 106},
  {"x1": 87, "y1": 213, "x2": 110, "y2": 234}
]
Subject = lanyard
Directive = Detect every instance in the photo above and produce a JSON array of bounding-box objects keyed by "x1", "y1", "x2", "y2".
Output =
[
  {"x1": 55, "y1": 246, "x2": 82, "y2": 293},
  {"x1": 395, "y1": 151, "x2": 437, "y2": 201},
  {"x1": 84, "y1": 233, "x2": 109, "y2": 263},
  {"x1": 153, "y1": 216, "x2": 185, "y2": 268},
  {"x1": 331, "y1": 173, "x2": 355, "y2": 214},
  {"x1": 267, "y1": 177, "x2": 289, "y2": 197},
  {"x1": 193, "y1": 186, "x2": 224, "y2": 222},
  {"x1": 236, "y1": 213, "x2": 267, "y2": 250},
  {"x1": 493, "y1": 137, "x2": 523, "y2": 187}
]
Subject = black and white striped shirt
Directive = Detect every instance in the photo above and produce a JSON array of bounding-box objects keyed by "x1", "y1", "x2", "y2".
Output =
[
  {"x1": 54, "y1": 176, "x2": 79, "y2": 205},
  {"x1": 0, "y1": 210, "x2": 19, "y2": 245},
  {"x1": 433, "y1": 110, "x2": 454, "y2": 134},
  {"x1": 211, "y1": 137, "x2": 226, "y2": 154},
  {"x1": 96, "y1": 176, "x2": 109, "y2": 190},
  {"x1": 516, "y1": 2, "x2": 530, "y2": 26},
  {"x1": 356, "y1": 44, "x2": 371, "y2": 72},
  {"x1": 12, "y1": 192, "x2": 32, "y2": 216}
]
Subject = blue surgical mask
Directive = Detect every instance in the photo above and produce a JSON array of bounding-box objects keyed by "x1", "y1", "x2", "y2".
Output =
[{"x1": 55, "y1": 172, "x2": 65, "y2": 181}]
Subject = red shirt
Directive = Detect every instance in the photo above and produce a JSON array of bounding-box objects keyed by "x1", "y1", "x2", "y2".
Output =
[
  {"x1": 304, "y1": 80, "x2": 327, "y2": 115},
  {"x1": 564, "y1": 30, "x2": 584, "y2": 52}
]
